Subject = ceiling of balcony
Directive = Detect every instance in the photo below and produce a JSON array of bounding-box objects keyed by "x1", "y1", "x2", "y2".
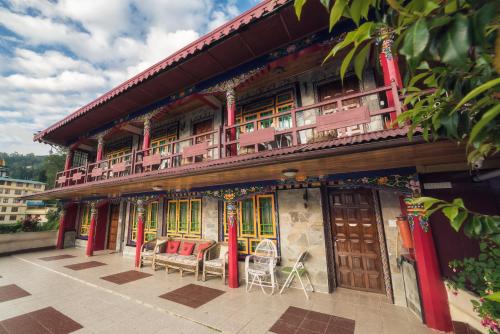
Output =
[{"x1": 36, "y1": 0, "x2": 331, "y2": 147}]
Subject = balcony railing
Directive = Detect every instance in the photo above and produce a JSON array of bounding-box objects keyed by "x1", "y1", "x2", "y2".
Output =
[{"x1": 53, "y1": 82, "x2": 401, "y2": 189}]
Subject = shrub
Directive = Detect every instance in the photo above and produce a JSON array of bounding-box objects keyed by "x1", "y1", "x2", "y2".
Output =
[
  {"x1": 21, "y1": 216, "x2": 40, "y2": 232},
  {"x1": 0, "y1": 222, "x2": 22, "y2": 234}
]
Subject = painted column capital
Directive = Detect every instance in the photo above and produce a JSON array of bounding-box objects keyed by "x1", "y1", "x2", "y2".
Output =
[
  {"x1": 136, "y1": 199, "x2": 145, "y2": 217},
  {"x1": 226, "y1": 87, "x2": 236, "y2": 108},
  {"x1": 226, "y1": 200, "x2": 237, "y2": 227},
  {"x1": 378, "y1": 27, "x2": 395, "y2": 60},
  {"x1": 90, "y1": 201, "x2": 97, "y2": 215},
  {"x1": 143, "y1": 117, "x2": 151, "y2": 133},
  {"x1": 97, "y1": 135, "x2": 105, "y2": 147}
]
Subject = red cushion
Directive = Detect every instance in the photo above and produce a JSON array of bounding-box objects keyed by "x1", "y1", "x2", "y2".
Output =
[
  {"x1": 166, "y1": 241, "x2": 180, "y2": 254},
  {"x1": 197, "y1": 242, "x2": 212, "y2": 259},
  {"x1": 179, "y1": 242, "x2": 195, "y2": 256}
]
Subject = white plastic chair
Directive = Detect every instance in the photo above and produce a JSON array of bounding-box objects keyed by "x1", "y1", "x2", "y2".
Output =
[
  {"x1": 279, "y1": 250, "x2": 314, "y2": 299},
  {"x1": 245, "y1": 239, "x2": 279, "y2": 295}
]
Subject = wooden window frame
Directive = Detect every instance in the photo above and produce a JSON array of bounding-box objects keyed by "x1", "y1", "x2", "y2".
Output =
[
  {"x1": 151, "y1": 134, "x2": 177, "y2": 155},
  {"x1": 188, "y1": 198, "x2": 202, "y2": 235},
  {"x1": 256, "y1": 194, "x2": 277, "y2": 238},
  {"x1": 106, "y1": 148, "x2": 132, "y2": 166},
  {"x1": 238, "y1": 197, "x2": 257, "y2": 237},
  {"x1": 129, "y1": 202, "x2": 158, "y2": 243},
  {"x1": 165, "y1": 198, "x2": 202, "y2": 237},
  {"x1": 79, "y1": 204, "x2": 91, "y2": 237}
]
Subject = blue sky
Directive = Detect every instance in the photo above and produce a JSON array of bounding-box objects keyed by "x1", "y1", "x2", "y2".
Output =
[{"x1": 0, "y1": 0, "x2": 258, "y2": 155}]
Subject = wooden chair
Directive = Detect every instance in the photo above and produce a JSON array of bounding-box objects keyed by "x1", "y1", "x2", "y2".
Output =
[
  {"x1": 279, "y1": 250, "x2": 314, "y2": 299},
  {"x1": 245, "y1": 239, "x2": 279, "y2": 295},
  {"x1": 202, "y1": 242, "x2": 228, "y2": 284}
]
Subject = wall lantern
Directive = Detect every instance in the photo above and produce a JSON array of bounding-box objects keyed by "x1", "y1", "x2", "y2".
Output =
[{"x1": 282, "y1": 168, "x2": 298, "y2": 178}]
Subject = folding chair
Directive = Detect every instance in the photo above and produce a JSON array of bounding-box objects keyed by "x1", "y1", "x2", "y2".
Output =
[{"x1": 279, "y1": 250, "x2": 314, "y2": 299}]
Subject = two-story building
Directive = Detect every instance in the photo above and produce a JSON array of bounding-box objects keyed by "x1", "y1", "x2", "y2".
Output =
[{"x1": 26, "y1": 1, "x2": 500, "y2": 333}]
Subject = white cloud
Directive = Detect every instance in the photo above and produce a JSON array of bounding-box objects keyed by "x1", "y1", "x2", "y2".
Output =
[{"x1": 0, "y1": 0, "x2": 246, "y2": 154}]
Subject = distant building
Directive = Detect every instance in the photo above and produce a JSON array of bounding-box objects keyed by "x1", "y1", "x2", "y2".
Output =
[
  {"x1": 0, "y1": 160, "x2": 8, "y2": 177},
  {"x1": 0, "y1": 161, "x2": 48, "y2": 224}
]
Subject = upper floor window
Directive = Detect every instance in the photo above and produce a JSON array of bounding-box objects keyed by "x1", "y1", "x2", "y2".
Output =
[
  {"x1": 106, "y1": 148, "x2": 131, "y2": 166},
  {"x1": 11, "y1": 207, "x2": 18, "y2": 213},
  {"x1": 4, "y1": 189, "x2": 10, "y2": 194},
  {"x1": 237, "y1": 90, "x2": 295, "y2": 132},
  {"x1": 1, "y1": 207, "x2": 6, "y2": 212},
  {"x1": 129, "y1": 202, "x2": 158, "y2": 243},
  {"x1": 72, "y1": 150, "x2": 88, "y2": 168},
  {"x1": 3, "y1": 198, "x2": 9, "y2": 203},
  {"x1": 14, "y1": 190, "x2": 22, "y2": 195},
  {"x1": 151, "y1": 134, "x2": 177, "y2": 155},
  {"x1": 223, "y1": 193, "x2": 278, "y2": 255},
  {"x1": 166, "y1": 198, "x2": 201, "y2": 238},
  {"x1": 0, "y1": 215, "x2": 4, "y2": 220},
  {"x1": 9, "y1": 215, "x2": 16, "y2": 221}
]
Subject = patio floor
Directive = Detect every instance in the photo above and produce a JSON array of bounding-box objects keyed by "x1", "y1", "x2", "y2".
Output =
[{"x1": 0, "y1": 248, "x2": 433, "y2": 334}]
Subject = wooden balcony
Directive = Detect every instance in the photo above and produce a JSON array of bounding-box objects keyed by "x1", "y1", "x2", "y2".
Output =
[{"x1": 53, "y1": 83, "x2": 402, "y2": 189}]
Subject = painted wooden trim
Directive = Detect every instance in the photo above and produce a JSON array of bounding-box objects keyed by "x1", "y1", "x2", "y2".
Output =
[
  {"x1": 238, "y1": 197, "x2": 257, "y2": 237},
  {"x1": 256, "y1": 194, "x2": 276, "y2": 238}
]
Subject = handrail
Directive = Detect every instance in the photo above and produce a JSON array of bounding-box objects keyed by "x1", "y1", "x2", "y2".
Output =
[{"x1": 53, "y1": 83, "x2": 402, "y2": 188}]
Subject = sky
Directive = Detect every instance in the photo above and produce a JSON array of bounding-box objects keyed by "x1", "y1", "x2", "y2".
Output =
[{"x1": 0, "y1": 0, "x2": 258, "y2": 155}]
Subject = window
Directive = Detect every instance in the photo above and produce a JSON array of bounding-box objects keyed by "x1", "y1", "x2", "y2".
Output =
[
  {"x1": 3, "y1": 198, "x2": 8, "y2": 203},
  {"x1": 9, "y1": 215, "x2": 16, "y2": 221},
  {"x1": 0, "y1": 215, "x2": 4, "y2": 221},
  {"x1": 14, "y1": 189, "x2": 22, "y2": 195},
  {"x1": 4, "y1": 189, "x2": 10, "y2": 194},
  {"x1": 0, "y1": 189, "x2": 3, "y2": 194},
  {"x1": 151, "y1": 135, "x2": 177, "y2": 155},
  {"x1": 11, "y1": 207, "x2": 18, "y2": 213},
  {"x1": 13, "y1": 199, "x2": 21, "y2": 204},
  {"x1": 165, "y1": 198, "x2": 202, "y2": 238},
  {"x1": 129, "y1": 202, "x2": 159, "y2": 243},
  {"x1": 1, "y1": 207, "x2": 6, "y2": 212},
  {"x1": 72, "y1": 150, "x2": 88, "y2": 167},
  {"x1": 79, "y1": 204, "x2": 92, "y2": 236},
  {"x1": 34, "y1": 184, "x2": 42, "y2": 189},
  {"x1": 106, "y1": 148, "x2": 131, "y2": 166},
  {"x1": 223, "y1": 193, "x2": 278, "y2": 255}
]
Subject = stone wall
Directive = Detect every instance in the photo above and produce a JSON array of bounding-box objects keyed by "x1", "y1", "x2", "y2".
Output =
[
  {"x1": 202, "y1": 197, "x2": 219, "y2": 241},
  {"x1": 277, "y1": 188, "x2": 329, "y2": 293},
  {"x1": 378, "y1": 189, "x2": 408, "y2": 306},
  {"x1": 0, "y1": 231, "x2": 57, "y2": 255}
]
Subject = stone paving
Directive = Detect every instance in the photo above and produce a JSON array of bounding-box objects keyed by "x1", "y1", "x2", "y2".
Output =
[{"x1": 0, "y1": 248, "x2": 433, "y2": 333}]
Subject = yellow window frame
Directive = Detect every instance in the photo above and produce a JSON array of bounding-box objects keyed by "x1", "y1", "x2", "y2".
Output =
[
  {"x1": 166, "y1": 200, "x2": 178, "y2": 233},
  {"x1": 151, "y1": 134, "x2": 176, "y2": 155},
  {"x1": 256, "y1": 194, "x2": 276, "y2": 238},
  {"x1": 238, "y1": 197, "x2": 256, "y2": 237},
  {"x1": 188, "y1": 199, "x2": 202, "y2": 235},
  {"x1": 106, "y1": 148, "x2": 131, "y2": 165},
  {"x1": 177, "y1": 199, "x2": 189, "y2": 233},
  {"x1": 144, "y1": 202, "x2": 158, "y2": 242},
  {"x1": 79, "y1": 204, "x2": 91, "y2": 236}
]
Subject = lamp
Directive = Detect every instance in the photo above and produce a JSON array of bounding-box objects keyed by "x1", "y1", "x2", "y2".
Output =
[{"x1": 282, "y1": 168, "x2": 298, "y2": 178}]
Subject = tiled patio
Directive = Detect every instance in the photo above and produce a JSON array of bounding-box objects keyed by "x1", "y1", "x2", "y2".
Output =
[{"x1": 0, "y1": 248, "x2": 433, "y2": 333}]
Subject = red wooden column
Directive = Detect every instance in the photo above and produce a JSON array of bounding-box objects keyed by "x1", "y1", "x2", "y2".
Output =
[
  {"x1": 85, "y1": 202, "x2": 97, "y2": 257},
  {"x1": 407, "y1": 200, "x2": 453, "y2": 332},
  {"x1": 379, "y1": 31, "x2": 403, "y2": 123},
  {"x1": 134, "y1": 200, "x2": 145, "y2": 268},
  {"x1": 64, "y1": 149, "x2": 73, "y2": 171},
  {"x1": 96, "y1": 136, "x2": 104, "y2": 161},
  {"x1": 56, "y1": 206, "x2": 67, "y2": 249},
  {"x1": 226, "y1": 88, "x2": 237, "y2": 156},
  {"x1": 142, "y1": 118, "x2": 151, "y2": 154},
  {"x1": 226, "y1": 200, "x2": 239, "y2": 288}
]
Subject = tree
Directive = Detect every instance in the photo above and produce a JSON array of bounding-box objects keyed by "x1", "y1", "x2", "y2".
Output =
[
  {"x1": 295, "y1": 0, "x2": 499, "y2": 331},
  {"x1": 43, "y1": 150, "x2": 66, "y2": 189}
]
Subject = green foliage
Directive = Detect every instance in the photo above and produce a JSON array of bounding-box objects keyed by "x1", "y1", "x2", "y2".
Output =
[
  {"x1": 0, "y1": 222, "x2": 22, "y2": 234},
  {"x1": 447, "y1": 240, "x2": 500, "y2": 333},
  {"x1": 37, "y1": 209, "x2": 60, "y2": 231},
  {"x1": 20, "y1": 216, "x2": 40, "y2": 232},
  {"x1": 0, "y1": 150, "x2": 65, "y2": 189},
  {"x1": 296, "y1": 0, "x2": 500, "y2": 330}
]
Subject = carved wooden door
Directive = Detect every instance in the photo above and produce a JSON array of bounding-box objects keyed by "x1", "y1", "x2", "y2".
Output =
[
  {"x1": 329, "y1": 189, "x2": 385, "y2": 293},
  {"x1": 107, "y1": 204, "x2": 120, "y2": 250}
]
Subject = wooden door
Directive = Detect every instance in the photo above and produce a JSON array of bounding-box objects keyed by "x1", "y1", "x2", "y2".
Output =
[
  {"x1": 107, "y1": 204, "x2": 120, "y2": 250},
  {"x1": 329, "y1": 188, "x2": 385, "y2": 293}
]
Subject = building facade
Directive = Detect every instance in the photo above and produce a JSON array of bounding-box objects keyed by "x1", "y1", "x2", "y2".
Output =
[
  {"x1": 27, "y1": 1, "x2": 500, "y2": 333},
  {"x1": 0, "y1": 176, "x2": 47, "y2": 224}
]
